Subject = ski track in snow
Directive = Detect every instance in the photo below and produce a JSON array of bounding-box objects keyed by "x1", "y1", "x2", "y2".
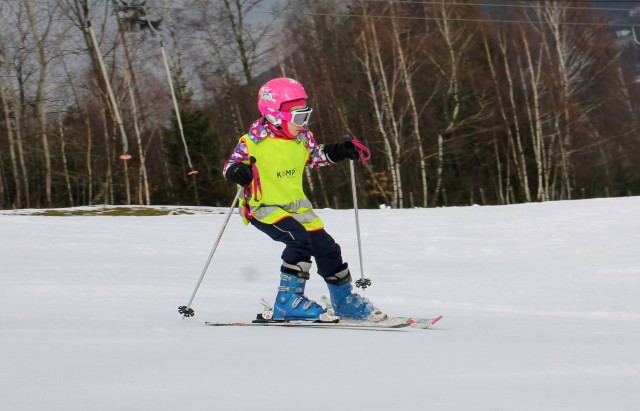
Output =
[{"x1": 1, "y1": 197, "x2": 639, "y2": 411}]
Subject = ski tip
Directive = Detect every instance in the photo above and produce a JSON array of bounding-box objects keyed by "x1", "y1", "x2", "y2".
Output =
[{"x1": 429, "y1": 315, "x2": 443, "y2": 327}]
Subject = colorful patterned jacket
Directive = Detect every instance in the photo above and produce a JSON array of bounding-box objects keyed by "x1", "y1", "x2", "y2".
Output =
[{"x1": 223, "y1": 118, "x2": 333, "y2": 230}]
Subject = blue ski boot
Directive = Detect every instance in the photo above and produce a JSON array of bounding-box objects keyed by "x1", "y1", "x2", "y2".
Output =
[
  {"x1": 325, "y1": 264, "x2": 387, "y2": 321},
  {"x1": 273, "y1": 261, "x2": 326, "y2": 321}
]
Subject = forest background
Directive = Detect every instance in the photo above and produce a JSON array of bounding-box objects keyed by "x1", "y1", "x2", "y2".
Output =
[{"x1": 2, "y1": 0, "x2": 640, "y2": 210}]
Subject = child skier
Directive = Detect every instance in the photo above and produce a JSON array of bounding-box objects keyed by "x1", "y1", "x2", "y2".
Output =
[{"x1": 223, "y1": 77, "x2": 385, "y2": 322}]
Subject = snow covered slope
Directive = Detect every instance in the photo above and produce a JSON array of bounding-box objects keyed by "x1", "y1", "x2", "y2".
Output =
[{"x1": 1, "y1": 197, "x2": 639, "y2": 410}]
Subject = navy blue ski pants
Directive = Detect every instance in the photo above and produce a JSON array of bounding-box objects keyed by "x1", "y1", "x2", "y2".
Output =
[{"x1": 250, "y1": 216, "x2": 343, "y2": 278}]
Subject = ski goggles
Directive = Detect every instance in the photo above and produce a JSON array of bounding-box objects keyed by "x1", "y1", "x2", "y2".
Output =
[{"x1": 284, "y1": 107, "x2": 313, "y2": 126}]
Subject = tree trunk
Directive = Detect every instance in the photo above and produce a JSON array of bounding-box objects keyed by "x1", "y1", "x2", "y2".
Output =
[
  {"x1": 518, "y1": 26, "x2": 547, "y2": 201},
  {"x1": 86, "y1": 114, "x2": 93, "y2": 205},
  {"x1": 101, "y1": 106, "x2": 113, "y2": 204},
  {"x1": 482, "y1": 28, "x2": 532, "y2": 202},
  {"x1": 357, "y1": 8, "x2": 402, "y2": 208},
  {"x1": 58, "y1": 112, "x2": 75, "y2": 206},
  {"x1": 25, "y1": 0, "x2": 53, "y2": 207},
  {"x1": 113, "y1": 6, "x2": 151, "y2": 205},
  {"x1": 389, "y1": 2, "x2": 428, "y2": 207},
  {"x1": 3, "y1": 62, "x2": 30, "y2": 208},
  {"x1": 0, "y1": 68, "x2": 23, "y2": 208}
]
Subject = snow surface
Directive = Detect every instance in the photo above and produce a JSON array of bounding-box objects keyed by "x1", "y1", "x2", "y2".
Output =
[{"x1": 1, "y1": 197, "x2": 639, "y2": 411}]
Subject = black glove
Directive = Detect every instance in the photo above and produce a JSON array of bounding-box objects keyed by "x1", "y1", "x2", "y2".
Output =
[
  {"x1": 324, "y1": 140, "x2": 359, "y2": 162},
  {"x1": 225, "y1": 162, "x2": 253, "y2": 186}
]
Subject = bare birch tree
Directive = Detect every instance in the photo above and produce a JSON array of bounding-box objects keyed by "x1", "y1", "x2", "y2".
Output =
[
  {"x1": 481, "y1": 26, "x2": 532, "y2": 203},
  {"x1": 25, "y1": 0, "x2": 69, "y2": 207},
  {"x1": 427, "y1": 1, "x2": 489, "y2": 206},
  {"x1": 0, "y1": 2, "x2": 31, "y2": 208},
  {"x1": 389, "y1": 0, "x2": 429, "y2": 207},
  {"x1": 356, "y1": 4, "x2": 404, "y2": 208}
]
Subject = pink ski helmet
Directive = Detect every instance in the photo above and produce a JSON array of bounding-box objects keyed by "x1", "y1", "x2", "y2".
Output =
[{"x1": 257, "y1": 78, "x2": 311, "y2": 127}]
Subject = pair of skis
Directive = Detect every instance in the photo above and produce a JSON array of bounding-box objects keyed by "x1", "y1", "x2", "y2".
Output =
[
  {"x1": 205, "y1": 298, "x2": 442, "y2": 331},
  {"x1": 205, "y1": 316, "x2": 442, "y2": 330}
]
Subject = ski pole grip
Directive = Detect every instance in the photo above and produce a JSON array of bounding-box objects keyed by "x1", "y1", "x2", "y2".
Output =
[{"x1": 344, "y1": 135, "x2": 371, "y2": 165}]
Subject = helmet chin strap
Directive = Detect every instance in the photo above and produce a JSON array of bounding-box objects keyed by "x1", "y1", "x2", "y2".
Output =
[{"x1": 264, "y1": 117, "x2": 296, "y2": 140}]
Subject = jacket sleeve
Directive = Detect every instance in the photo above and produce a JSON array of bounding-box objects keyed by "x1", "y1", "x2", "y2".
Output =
[
  {"x1": 222, "y1": 138, "x2": 249, "y2": 176},
  {"x1": 304, "y1": 131, "x2": 332, "y2": 169}
]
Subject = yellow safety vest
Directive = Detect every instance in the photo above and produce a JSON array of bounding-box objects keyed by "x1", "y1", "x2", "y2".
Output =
[{"x1": 238, "y1": 134, "x2": 324, "y2": 231}]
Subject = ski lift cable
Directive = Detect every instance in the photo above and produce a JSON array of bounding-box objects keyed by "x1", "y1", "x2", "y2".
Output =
[
  {"x1": 632, "y1": 26, "x2": 640, "y2": 46},
  {"x1": 144, "y1": 8, "x2": 198, "y2": 176},
  {"x1": 86, "y1": 21, "x2": 132, "y2": 161}
]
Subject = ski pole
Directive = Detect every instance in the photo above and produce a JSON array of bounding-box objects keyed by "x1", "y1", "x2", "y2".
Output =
[
  {"x1": 346, "y1": 137, "x2": 372, "y2": 290},
  {"x1": 178, "y1": 186, "x2": 242, "y2": 318}
]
